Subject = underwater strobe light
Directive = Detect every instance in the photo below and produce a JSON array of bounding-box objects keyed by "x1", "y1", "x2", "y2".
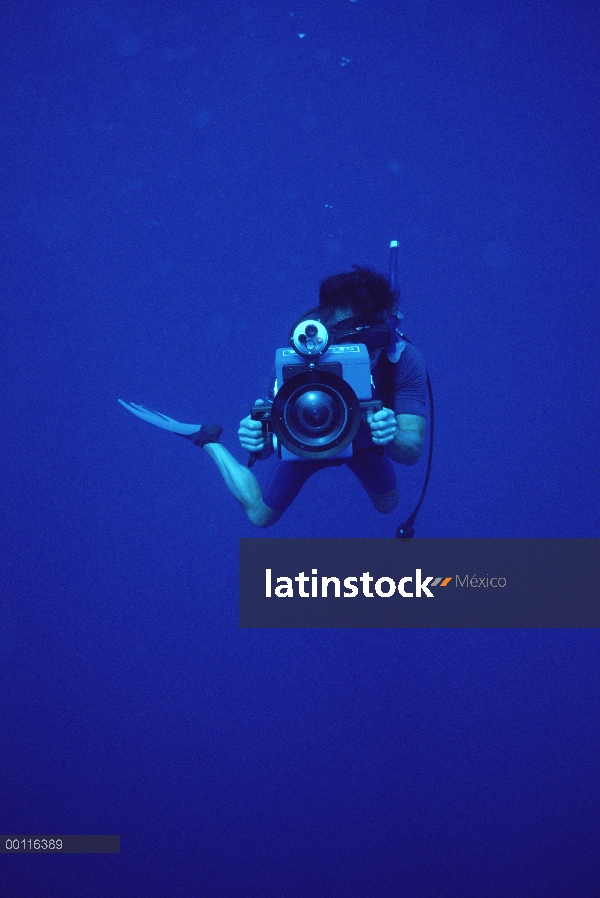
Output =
[{"x1": 289, "y1": 318, "x2": 330, "y2": 357}]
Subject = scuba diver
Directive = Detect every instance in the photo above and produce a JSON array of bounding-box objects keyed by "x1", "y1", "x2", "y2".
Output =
[{"x1": 120, "y1": 251, "x2": 429, "y2": 532}]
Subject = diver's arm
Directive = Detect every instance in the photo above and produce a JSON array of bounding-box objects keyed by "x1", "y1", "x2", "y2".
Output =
[{"x1": 386, "y1": 414, "x2": 425, "y2": 466}]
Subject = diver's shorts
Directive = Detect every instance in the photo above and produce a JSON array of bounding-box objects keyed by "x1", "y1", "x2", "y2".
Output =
[{"x1": 263, "y1": 448, "x2": 397, "y2": 515}]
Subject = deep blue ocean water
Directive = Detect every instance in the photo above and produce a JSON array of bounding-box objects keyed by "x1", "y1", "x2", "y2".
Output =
[{"x1": 1, "y1": 1, "x2": 599, "y2": 895}]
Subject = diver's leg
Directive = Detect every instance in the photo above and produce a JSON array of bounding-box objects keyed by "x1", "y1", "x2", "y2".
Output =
[
  {"x1": 364, "y1": 483, "x2": 399, "y2": 513},
  {"x1": 346, "y1": 451, "x2": 399, "y2": 514},
  {"x1": 200, "y1": 430, "x2": 325, "y2": 528},
  {"x1": 261, "y1": 459, "x2": 326, "y2": 521},
  {"x1": 202, "y1": 443, "x2": 281, "y2": 527}
]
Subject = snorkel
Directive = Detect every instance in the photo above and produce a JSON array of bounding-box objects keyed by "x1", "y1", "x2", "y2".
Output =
[{"x1": 387, "y1": 239, "x2": 405, "y2": 360}]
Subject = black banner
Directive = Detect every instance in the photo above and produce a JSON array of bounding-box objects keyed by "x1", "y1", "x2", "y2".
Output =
[
  {"x1": 1, "y1": 836, "x2": 120, "y2": 854},
  {"x1": 239, "y1": 539, "x2": 600, "y2": 628}
]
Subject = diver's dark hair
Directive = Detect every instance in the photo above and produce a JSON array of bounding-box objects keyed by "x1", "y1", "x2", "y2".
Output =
[{"x1": 318, "y1": 266, "x2": 396, "y2": 321}]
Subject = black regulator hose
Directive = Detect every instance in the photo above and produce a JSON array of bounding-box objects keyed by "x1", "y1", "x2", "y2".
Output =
[{"x1": 396, "y1": 369, "x2": 434, "y2": 539}]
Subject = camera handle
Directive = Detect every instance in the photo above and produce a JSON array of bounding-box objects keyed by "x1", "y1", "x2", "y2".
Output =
[
  {"x1": 248, "y1": 404, "x2": 272, "y2": 469},
  {"x1": 247, "y1": 400, "x2": 383, "y2": 468},
  {"x1": 359, "y1": 399, "x2": 383, "y2": 420}
]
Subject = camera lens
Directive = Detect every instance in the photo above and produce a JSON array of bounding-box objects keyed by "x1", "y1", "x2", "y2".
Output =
[
  {"x1": 293, "y1": 391, "x2": 335, "y2": 433},
  {"x1": 271, "y1": 369, "x2": 361, "y2": 459},
  {"x1": 284, "y1": 384, "x2": 348, "y2": 449}
]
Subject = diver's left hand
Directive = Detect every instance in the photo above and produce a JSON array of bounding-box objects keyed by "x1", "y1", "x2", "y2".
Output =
[{"x1": 367, "y1": 407, "x2": 397, "y2": 446}]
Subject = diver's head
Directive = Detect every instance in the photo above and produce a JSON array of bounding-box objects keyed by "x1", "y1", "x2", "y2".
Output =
[{"x1": 318, "y1": 266, "x2": 396, "y2": 324}]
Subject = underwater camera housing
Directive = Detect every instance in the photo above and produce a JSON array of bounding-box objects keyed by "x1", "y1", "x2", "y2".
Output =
[{"x1": 251, "y1": 317, "x2": 382, "y2": 460}]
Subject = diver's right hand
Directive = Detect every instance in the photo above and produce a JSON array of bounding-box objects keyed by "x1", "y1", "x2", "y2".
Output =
[{"x1": 238, "y1": 399, "x2": 267, "y2": 452}]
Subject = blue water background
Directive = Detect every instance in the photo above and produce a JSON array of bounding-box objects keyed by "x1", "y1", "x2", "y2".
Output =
[{"x1": 1, "y1": 1, "x2": 599, "y2": 894}]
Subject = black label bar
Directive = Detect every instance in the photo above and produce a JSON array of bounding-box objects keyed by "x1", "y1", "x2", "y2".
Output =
[
  {"x1": 1, "y1": 836, "x2": 120, "y2": 853},
  {"x1": 239, "y1": 538, "x2": 600, "y2": 628}
]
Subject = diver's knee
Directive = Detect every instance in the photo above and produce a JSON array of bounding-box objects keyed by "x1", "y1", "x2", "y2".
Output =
[
  {"x1": 247, "y1": 500, "x2": 281, "y2": 528},
  {"x1": 368, "y1": 486, "x2": 399, "y2": 514}
]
